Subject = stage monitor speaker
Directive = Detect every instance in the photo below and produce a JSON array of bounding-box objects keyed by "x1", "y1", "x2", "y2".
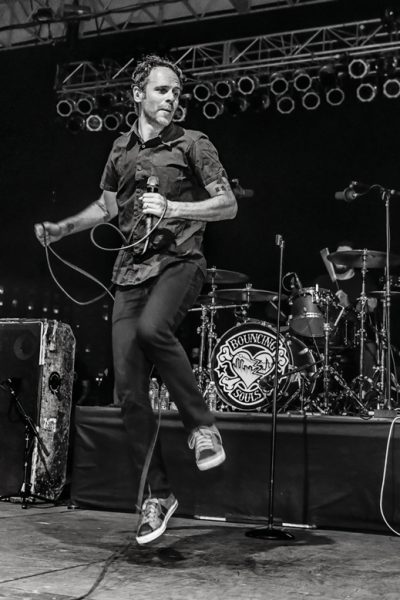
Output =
[{"x1": 0, "y1": 319, "x2": 75, "y2": 501}]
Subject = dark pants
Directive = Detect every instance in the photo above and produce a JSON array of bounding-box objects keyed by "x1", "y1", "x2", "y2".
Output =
[{"x1": 112, "y1": 261, "x2": 214, "y2": 498}]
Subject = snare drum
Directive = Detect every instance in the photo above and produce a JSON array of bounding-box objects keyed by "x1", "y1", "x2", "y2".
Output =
[
  {"x1": 211, "y1": 321, "x2": 316, "y2": 411},
  {"x1": 289, "y1": 286, "x2": 333, "y2": 338}
]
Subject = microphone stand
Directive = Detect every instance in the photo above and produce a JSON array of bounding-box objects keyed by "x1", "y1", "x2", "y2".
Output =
[
  {"x1": 0, "y1": 379, "x2": 50, "y2": 509},
  {"x1": 339, "y1": 180, "x2": 399, "y2": 416},
  {"x1": 374, "y1": 187, "x2": 397, "y2": 417},
  {"x1": 246, "y1": 234, "x2": 294, "y2": 540}
]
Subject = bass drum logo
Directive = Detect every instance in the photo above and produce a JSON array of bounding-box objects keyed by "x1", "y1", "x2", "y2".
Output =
[{"x1": 211, "y1": 322, "x2": 291, "y2": 411}]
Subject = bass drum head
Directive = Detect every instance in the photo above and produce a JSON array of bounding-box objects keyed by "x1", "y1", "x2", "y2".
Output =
[{"x1": 211, "y1": 322, "x2": 293, "y2": 411}]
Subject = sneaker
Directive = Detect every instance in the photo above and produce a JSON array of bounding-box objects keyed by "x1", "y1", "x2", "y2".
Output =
[
  {"x1": 188, "y1": 424, "x2": 226, "y2": 471},
  {"x1": 136, "y1": 493, "x2": 178, "y2": 545}
]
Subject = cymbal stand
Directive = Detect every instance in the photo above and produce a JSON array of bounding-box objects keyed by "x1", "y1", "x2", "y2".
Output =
[
  {"x1": 355, "y1": 249, "x2": 369, "y2": 405},
  {"x1": 206, "y1": 293, "x2": 219, "y2": 377},
  {"x1": 195, "y1": 304, "x2": 210, "y2": 393},
  {"x1": 310, "y1": 300, "x2": 363, "y2": 414}
]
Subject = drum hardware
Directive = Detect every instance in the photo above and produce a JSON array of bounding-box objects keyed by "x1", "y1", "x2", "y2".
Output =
[
  {"x1": 331, "y1": 180, "x2": 400, "y2": 414},
  {"x1": 190, "y1": 267, "x2": 250, "y2": 396},
  {"x1": 205, "y1": 266, "x2": 249, "y2": 286},
  {"x1": 212, "y1": 285, "x2": 287, "y2": 304},
  {"x1": 288, "y1": 285, "x2": 333, "y2": 339},
  {"x1": 327, "y1": 249, "x2": 400, "y2": 270},
  {"x1": 305, "y1": 295, "x2": 366, "y2": 415}
]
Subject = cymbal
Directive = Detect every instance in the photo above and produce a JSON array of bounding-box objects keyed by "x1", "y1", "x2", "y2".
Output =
[
  {"x1": 214, "y1": 288, "x2": 287, "y2": 303},
  {"x1": 327, "y1": 250, "x2": 400, "y2": 269},
  {"x1": 193, "y1": 294, "x2": 237, "y2": 307},
  {"x1": 205, "y1": 267, "x2": 249, "y2": 285}
]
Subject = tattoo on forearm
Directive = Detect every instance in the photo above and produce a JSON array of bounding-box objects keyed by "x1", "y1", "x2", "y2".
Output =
[
  {"x1": 65, "y1": 223, "x2": 75, "y2": 234},
  {"x1": 215, "y1": 175, "x2": 229, "y2": 194}
]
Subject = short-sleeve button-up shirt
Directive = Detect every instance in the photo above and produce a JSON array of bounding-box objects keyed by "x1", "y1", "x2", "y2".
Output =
[{"x1": 100, "y1": 121, "x2": 228, "y2": 286}]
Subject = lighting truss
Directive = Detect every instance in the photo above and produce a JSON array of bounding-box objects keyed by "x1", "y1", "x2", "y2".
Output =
[
  {"x1": 54, "y1": 18, "x2": 400, "y2": 95},
  {"x1": 170, "y1": 19, "x2": 400, "y2": 80},
  {"x1": 54, "y1": 17, "x2": 400, "y2": 128},
  {"x1": 0, "y1": 0, "x2": 338, "y2": 51}
]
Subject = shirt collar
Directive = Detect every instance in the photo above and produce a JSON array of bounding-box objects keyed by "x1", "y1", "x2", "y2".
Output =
[{"x1": 122, "y1": 120, "x2": 184, "y2": 150}]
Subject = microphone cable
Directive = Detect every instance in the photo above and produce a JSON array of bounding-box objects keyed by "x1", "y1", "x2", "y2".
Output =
[
  {"x1": 40, "y1": 202, "x2": 167, "y2": 307},
  {"x1": 379, "y1": 415, "x2": 400, "y2": 536}
]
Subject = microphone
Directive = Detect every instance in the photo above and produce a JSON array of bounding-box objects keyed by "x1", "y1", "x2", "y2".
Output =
[
  {"x1": 334, "y1": 187, "x2": 360, "y2": 203},
  {"x1": 145, "y1": 175, "x2": 159, "y2": 237},
  {"x1": 230, "y1": 178, "x2": 254, "y2": 199}
]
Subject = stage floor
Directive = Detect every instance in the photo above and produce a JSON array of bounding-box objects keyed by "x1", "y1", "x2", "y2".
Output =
[{"x1": 0, "y1": 501, "x2": 399, "y2": 600}]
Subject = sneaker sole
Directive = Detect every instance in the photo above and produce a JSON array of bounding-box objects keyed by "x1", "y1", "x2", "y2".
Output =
[
  {"x1": 197, "y1": 448, "x2": 226, "y2": 471},
  {"x1": 136, "y1": 499, "x2": 179, "y2": 545}
]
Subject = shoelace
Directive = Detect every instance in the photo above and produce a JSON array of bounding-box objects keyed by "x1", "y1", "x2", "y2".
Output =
[
  {"x1": 141, "y1": 499, "x2": 160, "y2": 524},
  {"x1": 188, "y1": 428, "x2": 216, "y2": 455}
]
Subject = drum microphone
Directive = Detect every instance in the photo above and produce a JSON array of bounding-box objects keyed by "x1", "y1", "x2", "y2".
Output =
[{"x1": 145, "y1": 175, "x2": 160, "y2": 237}]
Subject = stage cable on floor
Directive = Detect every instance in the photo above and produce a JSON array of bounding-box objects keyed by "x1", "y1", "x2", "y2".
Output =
[
  {"x1": 379, "y1": 415, "x2": 400, "y2": 536},
  {"x1": 71, "y1": 538, "x2": 135, "y2": 600}
]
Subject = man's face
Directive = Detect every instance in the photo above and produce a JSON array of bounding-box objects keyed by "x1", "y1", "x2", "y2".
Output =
[
  {"x1": 334, "y1": 244, "x2": 353, "y2": 274},
  {"x1": 133, "y1": 66, "x2": 181, "y2": 128}
]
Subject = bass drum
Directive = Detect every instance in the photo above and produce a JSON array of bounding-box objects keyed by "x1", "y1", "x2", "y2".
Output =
[{"x1": 211, "y1": 321, "x2": 316, "y2": 412}]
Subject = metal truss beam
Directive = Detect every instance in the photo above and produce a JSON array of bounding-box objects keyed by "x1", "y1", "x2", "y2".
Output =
[
  {"x1": 170, "y1": 19, "x2": 400, "y2": 80},
  {"x1": 54, "y1": 18, "x2": 400, "y2": 95},
  {"x1": 0, "y1": 0, "x2": 338, "y2": 51}
]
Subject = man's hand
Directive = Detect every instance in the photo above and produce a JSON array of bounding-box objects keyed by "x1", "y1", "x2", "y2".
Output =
[
  {"x1": 34, "y1": 222, "x2": 65, "y2": 246},
  {"x1": 335, "y1": 289, "x2": 350, "y2": 308},
  {"x1": 141, "y1": 192, "x2": 169, "y2": 218}
]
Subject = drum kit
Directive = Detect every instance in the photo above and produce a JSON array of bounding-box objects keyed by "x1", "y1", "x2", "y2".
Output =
[{"x1": 190, "y1": 249, "x2": 400, "y2": 416}]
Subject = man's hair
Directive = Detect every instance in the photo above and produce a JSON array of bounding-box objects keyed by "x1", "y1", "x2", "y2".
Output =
[
  {"x1": 131, "y1": 54, "x2": 184, "y2": 91},
  {"x1": 337, "y1": 239, "x2": 355, "y2": 249}
]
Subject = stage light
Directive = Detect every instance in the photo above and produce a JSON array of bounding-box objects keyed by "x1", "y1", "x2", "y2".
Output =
[
  {"x1": 32, "y1": 7, "x2": 54, "y2": 21},
  {"x1": 356, "y1": 82, "x2": 377, "y2": 102},
  {"x1": 318, "y1": 63, "x2": 337, "y2": 87},
  {"x1": 326, "y1": 87, "x2": 345, "y2": 106},
  {"x1": 66, "y1": 114, "x2": 85, "y2": 133},
  {"x1": 301, "y1": 90, "x2": 321, "y2": 110},
  {"x1": 383, "y1": 78, "x2": 400, "y2": 98},
  {"x1": 193, "y1": 82, "x2": 214, "y2": 102},
  {"x1": 382, "y1": 8, "x2": 400, "y2": 29},
  {"x1": 293, "y1": 69, "x2": 312, "y2": 93},
  {"x1": 237, "y1": 75, "x2": 259, "y2": 95},
  {"x1": 56, "y1": 98, "x2": 75, "y2": 118},
  {"x1": 348, "y1": 58, "x2": 370, "y2": 79},
  {"x1": 203, "y1": 100, "x2": 224, "y2": 119},
  {"x1": 103, "y1": 112, "x2": 123, "y2": 131},
  {"x1": 249, "y1": 91, "x2": 271, "y2": 111},
  {"x1": 86, "y1": 114, "x2": 103, "y2": 132},
  {"x1": 276, "y1": 95, "x2": 295, "y2": 114},
  {"x1": 96, "y1": 92, "x2": 117, "y2": 110},
  {"x1": 125, "y1": 110, "x2": 136, "y2": 128},
  {"x1": 225, "y1": 96, "x2": 249, "y2": 116},
  {"x1": 173, "y1": 105, "x2": 187, "y2": 122},
  {"x1": 270, "y1": 72, "x2": 290, "y2": 96},
  {"x1": 214, "y1": 80, "x2": 235, "y2": 99},
  {"x1": 76, "y1": 96, "x2": 96, "y2": 116}
]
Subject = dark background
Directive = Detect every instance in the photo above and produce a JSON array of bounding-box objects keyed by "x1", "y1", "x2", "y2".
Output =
[{"x1": 1, "y1": 0, "x2": 400, "y2": 381}]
